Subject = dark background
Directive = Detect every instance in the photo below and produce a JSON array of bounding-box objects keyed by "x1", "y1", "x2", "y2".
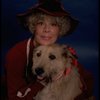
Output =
[{"x1": 1, "y1": 0, "x2": 99, "y2": 99}]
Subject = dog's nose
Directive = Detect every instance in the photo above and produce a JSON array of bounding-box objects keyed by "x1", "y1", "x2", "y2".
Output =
[{"x1": 35, "y1": 67, "x2": 44, "y2": 75}]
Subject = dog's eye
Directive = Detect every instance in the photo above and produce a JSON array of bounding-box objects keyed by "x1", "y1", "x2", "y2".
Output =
[
  {"x1": 49, "y1": 54, "x2": 56, "y2": 60},
  {"x1": 37, "y1": 52, "x2": 41, "y2": 57}
]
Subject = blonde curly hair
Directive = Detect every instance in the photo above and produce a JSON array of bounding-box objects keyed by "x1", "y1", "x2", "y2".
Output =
[{"x1": 27, "y1": 12, "x2": 71, "y2": 36}]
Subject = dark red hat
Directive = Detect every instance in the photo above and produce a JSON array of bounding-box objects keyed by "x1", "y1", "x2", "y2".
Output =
[{"x1": 17, "y1": 0, "x2": 79, "y2": 36}]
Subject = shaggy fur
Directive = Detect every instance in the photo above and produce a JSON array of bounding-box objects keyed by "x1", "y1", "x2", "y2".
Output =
[{"x1": 32, "y1": 44, "x2": 82, "y2": 100}]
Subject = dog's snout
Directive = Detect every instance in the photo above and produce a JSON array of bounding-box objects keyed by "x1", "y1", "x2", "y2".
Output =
[{"x1": 35, "y1": 67, "x2": 44, "y2": 75}]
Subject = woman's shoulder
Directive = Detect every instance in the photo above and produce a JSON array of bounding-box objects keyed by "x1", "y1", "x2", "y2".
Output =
[{"x1": 6, "y1": 39, "x2": 29, "y2": 59}]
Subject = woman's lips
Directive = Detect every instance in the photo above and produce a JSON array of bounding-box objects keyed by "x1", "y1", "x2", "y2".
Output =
[{"x1": 41, "y1": 36, "x2": 51, "y2": 41}]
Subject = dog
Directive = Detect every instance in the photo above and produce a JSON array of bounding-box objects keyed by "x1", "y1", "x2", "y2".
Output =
[{"x1": 32, "y1": 44, "x2": 82, "y2": 100}]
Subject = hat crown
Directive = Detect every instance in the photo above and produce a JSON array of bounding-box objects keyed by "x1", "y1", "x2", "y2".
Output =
[
  {"x1": 36, "y1": 0, "x2": 69, "y2": 16},
  {"x1": 38, "y1": 0, "x2": 60, "y2": 3}
]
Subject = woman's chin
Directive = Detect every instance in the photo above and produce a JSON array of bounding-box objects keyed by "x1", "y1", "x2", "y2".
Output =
[
  {"x1": 39, "y1": 40, "x2": 52, "y2": 45},
  {"x1": 43, "y1": 42, "x2": 50, "y2": 45}
]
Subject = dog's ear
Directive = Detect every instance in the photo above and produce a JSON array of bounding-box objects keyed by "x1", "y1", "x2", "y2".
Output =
[
  {"x1": 25, "y1": 64, "x2": 37, "y2": 84},
  {"x1": 61, "y1": 44, "x2": 78, "y2": 59},
  {"x1": 61, "y1": 44, "x2": 68, "y2": 57},
  {"x1": 24, "y1": 47, "x2": 37, "y2": 84}
]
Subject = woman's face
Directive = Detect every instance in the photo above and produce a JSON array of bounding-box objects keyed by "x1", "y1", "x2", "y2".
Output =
[{"x1": 34, "y1": 15, "x2": 60, "y2": 46}]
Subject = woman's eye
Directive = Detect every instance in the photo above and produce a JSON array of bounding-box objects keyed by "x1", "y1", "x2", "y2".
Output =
[
  {"x1": 51, "y1": 23, "x2": 57, "y2": 26},
  {"x1": 37, "y1": 22, "x2": 43, "y2": 25},
  {"x1": 49, "y1": 54, "x2": 56, "y2": 60}
]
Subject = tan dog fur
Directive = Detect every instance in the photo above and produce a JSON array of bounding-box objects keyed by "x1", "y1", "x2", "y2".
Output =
[{"x1": 32, "y1": 44, "x2": 82, "y2": 100}]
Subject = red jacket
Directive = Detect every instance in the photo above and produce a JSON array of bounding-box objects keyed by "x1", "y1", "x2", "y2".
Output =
[{"x1": 5, "y1": 38, "x2": 94, "y2": 100}]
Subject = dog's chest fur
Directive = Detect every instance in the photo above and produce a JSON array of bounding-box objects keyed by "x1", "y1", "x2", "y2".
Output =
[{"x1": 35, "y1": 70, "x2": 82, "y2": 100}]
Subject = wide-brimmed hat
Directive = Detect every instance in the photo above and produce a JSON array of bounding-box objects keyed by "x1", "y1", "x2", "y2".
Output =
[{"x1": 17, "y1": 0, "x2": 79, "y2": 36}]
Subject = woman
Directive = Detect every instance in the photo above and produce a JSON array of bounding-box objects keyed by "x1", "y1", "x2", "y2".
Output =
[{"x1": 5, "y1": 0, "x2": 94, "y2": 100}]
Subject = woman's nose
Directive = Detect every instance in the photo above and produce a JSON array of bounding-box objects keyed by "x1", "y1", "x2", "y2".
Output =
[{"x1": 43, "y1": 24, "x2": 50, "y2": 32}]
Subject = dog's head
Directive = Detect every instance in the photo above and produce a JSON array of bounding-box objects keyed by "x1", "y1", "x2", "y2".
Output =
[{"x1": 32, "y1": 44, "x2": 76, "y2": 82}]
